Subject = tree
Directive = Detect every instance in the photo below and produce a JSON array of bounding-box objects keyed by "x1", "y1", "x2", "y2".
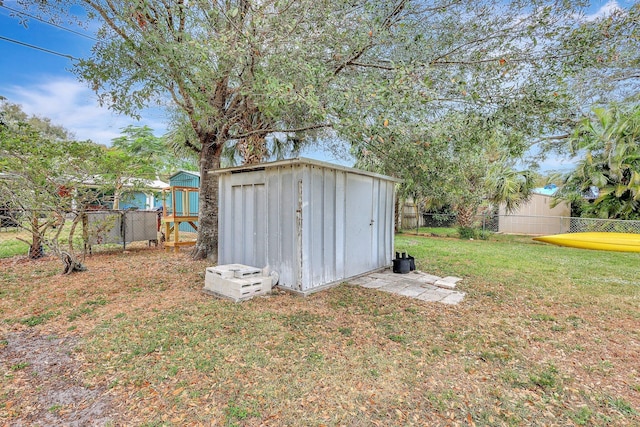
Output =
[
  {"x1": 561, "y1": 3, "x2": 640, "y2": 107},
  {"x1": 113, "y1": 125, "x2": 198, "y2": 175},
  {"x1": 166, "y1": 117, "x2": 303, "y2": 169},
  {"x1": 106, "y1": 126, "x2": 160, "y2": 210},
  {"x1": 17, "y1": 0, "x2": 593, "y2": 260},
  {"x1": 0, "y1": 95, "x2": 71, "y2": 140},
  {"x1": 557, "y1": 106, "x2": 640, "y2": 220},
  {"x1": 356, "y1": 110, "x2": 536, "y2": 231},
  {"x1": 106, "y1": 125, "x2": 198, "y2": 209},
  {"x1": 0, "y1": 100, "x2": 108, "y2": 271}
]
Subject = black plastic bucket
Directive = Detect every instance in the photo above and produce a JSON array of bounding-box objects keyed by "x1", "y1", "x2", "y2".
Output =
[{"x1": 393, "y1": 255, "x2": 411, "y2": 274}]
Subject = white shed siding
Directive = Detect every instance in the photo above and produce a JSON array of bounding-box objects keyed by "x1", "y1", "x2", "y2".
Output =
[{"x1": 215, "y1": 158, "x2": 398, "y2": 293}]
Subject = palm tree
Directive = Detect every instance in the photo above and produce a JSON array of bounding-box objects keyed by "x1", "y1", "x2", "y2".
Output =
[
  {"x1": 485, "y1": 163, "x2": 536, "y2": 213},
  {"x1": 561, "y1": 106, "x2": 640, "y2": 219}
]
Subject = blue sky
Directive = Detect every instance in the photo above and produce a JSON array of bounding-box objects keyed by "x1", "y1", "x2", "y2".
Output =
[
  {"x1": 0, "y1": 0, "x2": 630, "y2": 170},
  {"x1": 0, "y1": 1, "x2": 170, "y2": 145}
]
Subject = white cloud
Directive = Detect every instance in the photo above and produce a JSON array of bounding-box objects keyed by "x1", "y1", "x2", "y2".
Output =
[
  {"x1": 2, "y1": 77, "x2": 167, "y2": 145},
  {"x1": 584, "y1": 0, "x2": 623, "y2": 21},
  {"x1": 537, "y1": 155, "x2": 578, "y2": 174}
]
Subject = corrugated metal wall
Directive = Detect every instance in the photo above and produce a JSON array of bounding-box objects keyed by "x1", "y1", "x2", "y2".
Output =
[{"x1": 217, "y1": 159, "x2": 397, "y2": 293}]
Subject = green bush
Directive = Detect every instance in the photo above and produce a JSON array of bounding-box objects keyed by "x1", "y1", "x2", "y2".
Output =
[{"x1": 457, "y1": 226, "x2": 478, "y2": 239}]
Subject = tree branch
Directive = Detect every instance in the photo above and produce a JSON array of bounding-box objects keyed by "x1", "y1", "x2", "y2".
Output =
[
  {"x1": 334, "y1": 1, "x2": 408, "y2": 76},
  {"x1": 334, "y1": 43, "x2": 373, "y2": 76},
  {"x1": 428, "y1": 15, "x2": 530, "y2": 64},
  {"x1": 86, "y1": 0, "x2": 132, "y2": 43},
  {"x1": 612, "y1": 73, "x2": 640, "y2": 82},
  {"x1": 231, "y1": 122, "x2": 332, "y2": 139},
  {"x1": 345, "y1": 61, "x2": 395, "y2": 71}
]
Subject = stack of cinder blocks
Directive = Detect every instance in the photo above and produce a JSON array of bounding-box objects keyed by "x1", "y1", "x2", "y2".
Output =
[{"x1": 203, "y1": 264, "x2": 272, "y2": 302}]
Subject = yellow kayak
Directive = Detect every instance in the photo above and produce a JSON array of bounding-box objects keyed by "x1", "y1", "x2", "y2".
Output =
[{"x1": 533, "y1": 232, "x2": 640, "y2": 253}]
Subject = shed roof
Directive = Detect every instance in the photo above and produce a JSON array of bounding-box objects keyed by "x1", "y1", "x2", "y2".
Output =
[
  {"x1": 532, "y1": 184, "x2": 559, "y2": 196},
  {"x1": 209, "y1": 157, "x2": 401, "y2": 182},
  {"x1": 134, "y1": 178, "x2": 168, "y2": 190},
  {"x1": 78, "y1": 176, "x2": 168, "y2": 190},
  {"x1": 168, "y1": 170, "x2": 200, "y2": 180}
]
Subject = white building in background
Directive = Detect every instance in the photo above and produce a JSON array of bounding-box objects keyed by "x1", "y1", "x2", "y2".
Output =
[{"x1": 499, "y1": 185, "x2": 571, "y2": 235}]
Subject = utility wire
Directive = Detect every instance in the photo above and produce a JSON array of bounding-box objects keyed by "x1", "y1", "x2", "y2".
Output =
[
  {"x1": 0, "y1": 35, "x2": 79, "y2": 60},
  {"x1": 0, "y1": 4, "x2": 98, "y2": 41}
]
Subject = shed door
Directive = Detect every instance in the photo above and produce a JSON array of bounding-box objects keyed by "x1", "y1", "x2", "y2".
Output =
[
  {"x1": 345, "y1": 174, "x2": 375, "y2": 277},
  {"x1": 230, "y1": 183, "x2": 267, "y2": 268}
]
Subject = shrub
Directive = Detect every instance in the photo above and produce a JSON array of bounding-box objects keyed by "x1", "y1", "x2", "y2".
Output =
[{"x1": 457, "y1": 226, "x2": 478, "y2": 239}]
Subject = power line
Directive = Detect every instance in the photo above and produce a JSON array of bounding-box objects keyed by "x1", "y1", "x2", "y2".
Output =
[
  {"x1": 0, "y1": 35, "x2": 79, "y2": 60},
  {"x1": 0, "y1": 4, "x2": 98, "y2": 41}
]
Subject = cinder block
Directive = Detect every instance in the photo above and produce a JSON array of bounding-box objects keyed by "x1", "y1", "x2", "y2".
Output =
[
  {"x1": 206, "y1": 264, "x2": 256, "y2": 279},
  {"x1": 233, "y1": 266, "x2": 262, "y2": 279},
  {"x1": 434, "y1": 276, "x2": 463, "y2": 290},
  {"x1": 206, "y1": 265, "x2": 235, "y2": 279},
  {"x1": 204, "y1": 270, "x2": 271, "y2": 302}
]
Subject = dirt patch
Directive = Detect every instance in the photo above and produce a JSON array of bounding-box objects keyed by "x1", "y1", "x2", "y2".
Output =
[{"x1": 0, "y1": 331, "x2": 118, "y2": 426}]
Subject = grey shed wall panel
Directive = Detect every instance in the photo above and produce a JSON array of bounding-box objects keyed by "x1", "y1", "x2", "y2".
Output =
[{"x1": 216, "y1": 158, "x2": 398, "y2": 293}]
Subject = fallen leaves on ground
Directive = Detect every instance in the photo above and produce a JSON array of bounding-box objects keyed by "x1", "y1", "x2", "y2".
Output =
[{"x1": 0, "y1": 245, "x2": 638, "y2": 426}]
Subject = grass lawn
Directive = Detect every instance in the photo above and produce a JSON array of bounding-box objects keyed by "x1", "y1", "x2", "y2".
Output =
[
  {"x1": 0, "y1": 229, "x2": 30, "y2": 259},
  {"x1": 0, "y1": 226, "x2": 85, "y2": 259},
  {"x1": 0, "y1": 234, "x2": 638, "y2": 426}
]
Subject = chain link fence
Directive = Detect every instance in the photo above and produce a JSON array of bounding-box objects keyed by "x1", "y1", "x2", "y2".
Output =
[
  {"x1": 4, "y1": 208, "x2": 640, "y2": 259},
  {"x1": 401, "y1": 212, "x2": 500, "y2": 233},
  {"x1": 401, "y1": 211, "x2": 640, "y2": 236},
  {"x1": 0, "y1": 209, "x2": 164, "y2": 259},
  {"x1": 568, "y1": 217, "x2": 640, "y2": 234}
]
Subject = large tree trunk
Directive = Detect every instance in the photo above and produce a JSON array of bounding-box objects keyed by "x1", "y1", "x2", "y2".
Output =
[
  {"x1": 29, "y1": 216, "x2": 43, "y2": 259},
  {"x1": 456, "y1": 204, "x2": 477, "y2": 229},
  {"x1": 237, "y1": 134, "x2": 268, "y2": 165},
  {"x1": 237, "y1": 105, "x2": 269, "y2": 165},
  {"x1": 112, "y1": 181, "x2": 123, "y2": 210},
  {"x1": 192, "y1": 140, "x2": 223, "y2": 262}
]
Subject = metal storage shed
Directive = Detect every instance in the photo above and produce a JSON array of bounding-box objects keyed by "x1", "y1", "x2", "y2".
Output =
[{"x1": 213, "y1": 158, "x2": 400, "y2": 295}]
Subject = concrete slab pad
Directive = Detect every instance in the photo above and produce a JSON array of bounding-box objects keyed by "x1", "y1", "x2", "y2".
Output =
[
  {"x1": 369, "y1": 272, "x2": 392, "y2": 280},
  {"x1": 395, "y1": 278, "x2": 425, "y2": 287},
  {"x1": 412, "y1": 273, "x2": 441, "y2": 285},
  {"x1": 396, "y1": 285, "x2": 428, "y2": 298},
  {"x1": 434, "y1": 276, "x2": 463, "y2": 290},
  {"x1": 434, "y1": 280, "x2": 456, "y2": 290},
  {"x1": 419, "y1": 283, "x2": 439, "y2": 292},
  {"x1": 353, "y1": 269, "x2": 465, "y2": 305},
  {"x1": 433, "y1": 287, "x2": 456, "y2": 297},
  {"x1": 440, "y1": 292, "x2": 466, "y2": 305},
  {"x1": 379, "y1": 282, "x2": 411, "y2": 293},
  {"x1": 359, "y1": 279, "x2": 389, "y2": 289},
  {"x1": 378, "y1": 273, "x2": 409, "y2": 282},
  {"x1": 414, "y1": 291, "x2": 447, "y2": 302}
]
